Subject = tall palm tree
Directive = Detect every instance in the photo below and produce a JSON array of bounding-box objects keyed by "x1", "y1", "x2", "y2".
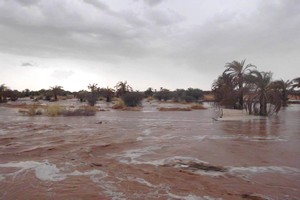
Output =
[
  {"x1": 245, "y1": 70, "x2": 281, "y2": 116},
  {"x1": 115, "y1": 81, "x2": 132, "y2": 97},
  {"x1": 50, "y1": 86, "x2": 63, "y2": 101},
  {"x1": 270, "y1": 79, "x2": 292, "y2": 107},
  {"x1": 223, "y1": 59, "x2": 256, "y2": 109}
]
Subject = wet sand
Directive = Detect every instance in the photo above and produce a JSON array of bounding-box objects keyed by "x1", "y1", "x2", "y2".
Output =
[{"x1": 0, "y1": 100, "x2": 299, "y2": 199}]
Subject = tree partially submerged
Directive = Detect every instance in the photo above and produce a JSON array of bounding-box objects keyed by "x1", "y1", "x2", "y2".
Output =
[
  {"x1": 212, "y1": 60, "x2": 297, "y2": 116},
  {"x1": 244, "y1": 71, "x2": 281, "y2": 116},
  {"x1": 269, "y1": 79, "x2": 293, "y2": 107},
  {"x1": 212, "y1": 73, "x2": 238, "y2": 108},
  {"x1": 0, "y1": 84, "x2": 8, "y2": 103}
]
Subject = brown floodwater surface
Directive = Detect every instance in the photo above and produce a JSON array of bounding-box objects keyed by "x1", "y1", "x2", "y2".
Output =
[{"x1": 0, "y1": 101, "x2": 299, "y2": 200}]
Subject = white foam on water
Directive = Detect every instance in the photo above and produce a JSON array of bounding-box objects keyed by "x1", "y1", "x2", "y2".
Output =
[
  {"x1": 166, "y1": 192, "x2": 222, "y2": 200},
  {"x1": 193, "y1": 135, "x2": 287, "y2": 142},
  {"x1": 128, "y1": 177, "x2": 156, "y2": 188},
  {"x1": 142, "y1": 129, "x2": 152, "y2": 136},
  {"x1": 94, "y1": 180, "x2": 127, "y2": 200},
  {"x1": 244, "y1": 136, "x2": 287, "y2": 142},
  {"x1": 116, "y1": 148, "x2": 209, "y2": 167},
  {"x1": 137, "y1": 133, "x2": 179, "y2": 142},
  {"x1": 0, "y1": 160, "x2": 107, "y2": 182},
  {"x1": 229, "y1": 166, "x2": 300, "y2": 175},
  {"x1": 116, "y1": 146, "x2": 161, "y2": 164}
]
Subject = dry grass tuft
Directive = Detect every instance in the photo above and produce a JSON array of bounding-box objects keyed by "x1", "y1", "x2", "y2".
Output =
[
  {"x1": 121, "y1": 107, "x2": 142, "y2": 111},
  {"x1": 190, "y1": 104, "x2": 206, "y2": 110},
  {"x1": 46, "y1": 104, "x2": 64, "y2": 117},
  {"x1": 111, "y1": 98, "x2": 126, "y2": 110},
  {"x1": 18, "y1": 104, "x2": 44, "y2": 116},
  {"x1": 146, "y1": 96, "x2": 154, "y2": 102},
  {"x1": 111, "y1": 98, "x2": 142, "y2": 111}
]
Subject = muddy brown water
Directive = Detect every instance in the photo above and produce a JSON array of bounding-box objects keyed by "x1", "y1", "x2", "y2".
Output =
[{"x1": 0, "y1": 100, "x2": 299, "y2": 200}]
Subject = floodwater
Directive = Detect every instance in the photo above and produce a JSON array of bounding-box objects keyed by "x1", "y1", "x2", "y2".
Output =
[{"x1": 0, "y1": 100, "x2": 299, "y2": 200}]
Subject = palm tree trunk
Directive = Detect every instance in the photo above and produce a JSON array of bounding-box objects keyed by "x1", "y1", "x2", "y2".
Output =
[
  {"x1": 238, "y1": 78, "x2": 243, "y2": 109},
  {"x1": 282, "y1": 90, "x2": 288, "y2": 107},
  {"x1": 259, "y1": 96, "x2": 267, "y2": 116},
  {"x1": 239, "y1": 95, "x2": 243, "y2": 109}
]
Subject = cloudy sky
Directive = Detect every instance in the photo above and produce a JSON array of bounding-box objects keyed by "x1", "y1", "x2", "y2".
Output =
[{"x1": 0, "y1": 0, "x2": 299, "y2": 91}]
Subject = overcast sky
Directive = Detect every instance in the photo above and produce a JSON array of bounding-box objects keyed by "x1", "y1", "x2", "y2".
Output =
[{"x1": 0, "y1": 0, "x2": 299, "y2": 91}]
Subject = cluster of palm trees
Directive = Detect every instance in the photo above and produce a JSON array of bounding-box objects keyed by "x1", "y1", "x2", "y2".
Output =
[
  {"x1": 212, "y1": 59, "x2": 299, "y2": 116},
  {"x1": 0, "y1": 84, "x2": 21, "y2": 102},
  {"x1": 75, "y1": 81, "x2": 133, "y2": 106}
]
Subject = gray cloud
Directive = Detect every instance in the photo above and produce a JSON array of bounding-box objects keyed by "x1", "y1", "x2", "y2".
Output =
[
  {"x1": 0, "y1": 0, "x2": 182, "y2": 62},
  {"x1": 21, "y1": 62, "x2": 35, "y2": 67},
  {"x1": 144, "y1": 0, "x2": 164, "y2": 7},
  {"x1": 83, "y1": 0, "x2": 110, "y2": 11},
  {"x1": 0, "y1": 0, "x2": 299, "y2": 90},
  {"x1": 14, "y1": 0, "x2": 41, "y2": 6}
]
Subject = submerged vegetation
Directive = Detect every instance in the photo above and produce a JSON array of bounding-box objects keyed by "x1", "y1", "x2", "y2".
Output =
[
  {"x1": 212, "y1": 59, "x2": 300, "y2": 116},
  {"x1": 19, "y1": 104, "x2": 97, "y2": 117}
]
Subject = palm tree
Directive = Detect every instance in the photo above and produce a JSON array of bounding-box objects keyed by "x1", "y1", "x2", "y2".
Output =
[
  {"x1": 88, "y1": 83, "x2": 98, "y2": 94},
  {"x1": 101, "y1": 87, "x2": 115, "y2": 102},
  {"x1": 292, "y1": 77, "x2": 300, "y2": 89},
  {"x1": 212, "y1": 73, "x2": 238, "y2": 108},
  {"x1": 0, "y1": 84, "x2": 7, "y2": 103},
  {"x1": 244, "y1": 70, "x2": 281, "y2": 116},
  {"x1": 270, "y1": 79, "x2": 293, "y2": 107},
  {"x1": 115, "y1": 81, "x2": 132, "y2": 97},
  {"x1": 50, "y1": 86, "x2": 63, "y2": 101},
  {"x1": 223, "y1": 59, "x2": 256, "y2": 109}
]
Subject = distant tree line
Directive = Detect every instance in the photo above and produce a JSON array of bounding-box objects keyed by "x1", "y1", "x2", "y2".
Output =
[
  {"x1": 212, "y1": 59, "x2": 300, "y2": 116},
  {"x1": 0, "y1": 81, "x2": 204, "y2": 107}
]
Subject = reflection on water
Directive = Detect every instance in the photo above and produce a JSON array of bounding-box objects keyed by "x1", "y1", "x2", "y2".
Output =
[{"x1": 0, "y1": 103, "x2": 299, "y2": 199}]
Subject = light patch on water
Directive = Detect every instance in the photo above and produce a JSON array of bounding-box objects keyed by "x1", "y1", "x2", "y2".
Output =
[
  {"x1": 0, "y1": 129, "x2": 7, "y2": 135},
  {"x1": 142, "y1": 129, "x2": 152, "y2": 136},
  {"x1": 137, "y1": 133, "x2": 179, "y2": 142},
  {"x1": 128, "y1": 177, "x2": 156, "y2": 188},
  {"x1": 244, "y1": 136, "x2": 287, "y2": 142},
  {"x1": 0, "y1": 174, "x2": 4, "y2": 181},
  {"x1": 193, "y1": 135, "x2": 287, "y2": 142},
  {"x1": 0, "y1": 160, "x2": 107, "y2": 182},
  {"x1": 167, "y1": 192, "x2": 222, "y2": 200}
]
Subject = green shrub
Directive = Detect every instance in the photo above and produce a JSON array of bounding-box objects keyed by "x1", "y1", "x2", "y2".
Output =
[
  {"x1": 154, "y1": 89, "x2": 172, "y2": 101},
  {"x1": 86, "y1": 93, "x2": 98, "y2": 106},
  {"x1": 121, "y1": 92, "x2": 144, "y2": 107}
]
